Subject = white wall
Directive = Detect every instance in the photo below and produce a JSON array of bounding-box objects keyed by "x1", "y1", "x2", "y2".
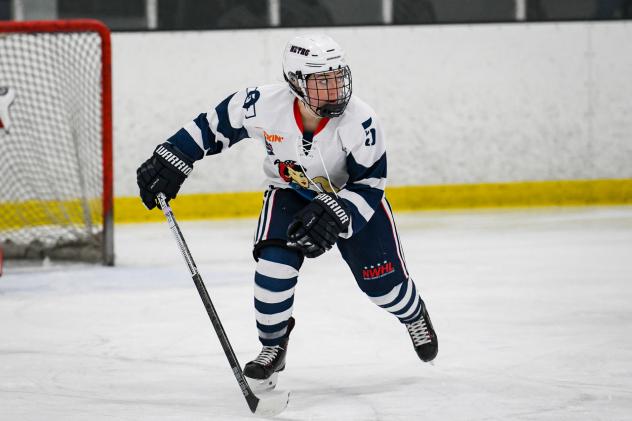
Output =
[{"x1": 112, "y1": 22, "x2": 632, "y2": 197}]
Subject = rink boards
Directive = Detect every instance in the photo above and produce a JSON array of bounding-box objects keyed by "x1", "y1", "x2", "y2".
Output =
[{"x1": 114, "y1": 178, "x2": 632, "y2": 223}]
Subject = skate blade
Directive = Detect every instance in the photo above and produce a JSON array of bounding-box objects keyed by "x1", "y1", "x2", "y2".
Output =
[
  {"x1": 246, "y1": 371, "x2": 278, "y2": 393},
  {"x1": 254, "y1": 389, "x2": 290, "y2": 417}
]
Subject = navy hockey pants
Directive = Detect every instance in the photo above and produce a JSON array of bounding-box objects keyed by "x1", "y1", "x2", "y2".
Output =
[{"x1": 252, "y1": 188, "x2": 426, "y2": 346}]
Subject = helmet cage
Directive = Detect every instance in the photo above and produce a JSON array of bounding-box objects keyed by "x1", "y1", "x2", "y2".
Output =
[{"x1": 285, "y1": 65, "x2": 352, "y2": 118}]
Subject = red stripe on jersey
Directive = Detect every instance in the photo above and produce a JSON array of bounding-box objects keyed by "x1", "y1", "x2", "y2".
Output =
[
  {"x1": 293, "y1": 99, "x2": 304, "y2": 133},
  {"x1": 293, "y1": 98, "x2": 330, "y2": 136},
  {"x1": 314, "y1": 115, "x2": 330, "y2": 136}
]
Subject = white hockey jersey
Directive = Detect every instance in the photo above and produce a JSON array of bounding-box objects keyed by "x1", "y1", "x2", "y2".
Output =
[{"x1": 166, "y1": 83, "x2": 386, "y2": 237}]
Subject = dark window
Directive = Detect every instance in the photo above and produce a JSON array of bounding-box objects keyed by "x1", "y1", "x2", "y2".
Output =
[
  {"x1": 280, "y1": 0, "x2": 382, "y2": 27},
  {"x1": 320, "y1": 0, "x2": 382, "y2": 25},
  {"x1": 280, "y1": 0, "x2": 334, "y2": 27},
  {"x1": 538, "y1": 0, "x2": 596, "y2": 19},
  {"x1": 536, "y1": 0, "x2": 632, "y2": 20},
  {"x1": 4, "y1": 0, "x2": 630, "y2": 30},
  {"x1": 58, "y1": 0, "x2": 146, "y2": 30},
  {"x1": 393, "y1": 0, "x2": 436, "y2": 24},
  {"x1": 159, "y1": 0, "x2": 267, "y2": 30},
  {"x1": 431, "y1": 0, "x2": 514, "y2": 23},
  {"x1": 0, "y1": 0, "x2": 11, "y2": 21}
]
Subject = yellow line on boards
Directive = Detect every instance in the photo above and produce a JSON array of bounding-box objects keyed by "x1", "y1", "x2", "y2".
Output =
[
  {"x1": 115, "y1": 192, "x2": 264, "y2": 223},
  {"x1": 114, "y1": 179, "x2": 632, "y2": 223},
  {"x1": 385, "y1": 179, "x2": 632, "y2": 211},
  {"x1": 1, "y1": 179, "x2": 630, "y2": 229}
]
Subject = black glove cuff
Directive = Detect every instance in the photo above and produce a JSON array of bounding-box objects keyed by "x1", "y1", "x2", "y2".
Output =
[
  {"x1": 313, "y1": 193, "x2": 350, "y2": 230},
  {"x1": 154, "y1": 143, "x2": 194, "y2": 177}
]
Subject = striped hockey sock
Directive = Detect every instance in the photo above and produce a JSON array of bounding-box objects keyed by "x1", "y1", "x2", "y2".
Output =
[
  {"x1": 254, "y1": 247, "x2": 301, "y2": 346},
  {"x1": 366, "y1": 277, "x2": 424, "y2": 324}
]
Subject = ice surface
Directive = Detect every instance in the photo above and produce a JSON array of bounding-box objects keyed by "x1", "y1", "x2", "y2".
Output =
[{"x1": 1, "y1": 207, "x2": 632, "y2": 420}]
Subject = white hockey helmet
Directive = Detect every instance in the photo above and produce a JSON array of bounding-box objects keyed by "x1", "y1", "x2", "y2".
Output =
[{"x1": 282, "y1": 34, "x2": 352, "y2": 118}]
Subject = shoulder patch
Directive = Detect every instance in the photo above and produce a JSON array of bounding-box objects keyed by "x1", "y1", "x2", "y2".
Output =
[
  {"x1": 243, "y1": 88, "x2": 260, "y2": 119},
  {"x1": 362, "y1": 117, "x2": 376, "y2": 146}
]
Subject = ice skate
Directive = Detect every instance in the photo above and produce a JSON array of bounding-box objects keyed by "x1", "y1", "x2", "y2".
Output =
[
  {"x1": 406, "y1": 305, "x2": 438, "y2": 362},
  {"x1": 244, "y1": 317, "x2": 295, "y2": 393}
]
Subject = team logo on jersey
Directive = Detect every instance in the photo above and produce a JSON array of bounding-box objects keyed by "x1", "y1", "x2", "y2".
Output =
[
  {"x1": 0, "y1": 86, "x2": 16, "y2": 132},
  {"x1": 275, "y1": 159, "x2": 310, "y2": 188},
  {"x1": 274, "y1": 159, "x2": 340, "y2": 193},
  {"x1": 362, "y1": 260, "x2": 395, "y2": 280},
  {"x1": 263, "y1": 130, "x2": 284, "y2": 143},
  {"x1": 243, "y1": 87, "x2": 260, "y2": 119}
]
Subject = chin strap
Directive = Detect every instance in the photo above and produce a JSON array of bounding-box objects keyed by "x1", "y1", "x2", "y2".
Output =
[{"x1": 293, "y1": 92, "x2": 320, "y2": 120}]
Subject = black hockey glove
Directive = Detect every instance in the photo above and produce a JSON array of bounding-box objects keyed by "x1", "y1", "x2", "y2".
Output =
[
  {"x1": 136, "y1": 142, "x2": 194, "y2": 209},
  {"x1": 287, "y1": 193, "x2": 350, "y2": 258}
]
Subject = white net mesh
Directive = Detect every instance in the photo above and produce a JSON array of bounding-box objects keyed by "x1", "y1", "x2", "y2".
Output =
[{"x1": 0, "y1": 22, "x2": 112, "y2": 264}]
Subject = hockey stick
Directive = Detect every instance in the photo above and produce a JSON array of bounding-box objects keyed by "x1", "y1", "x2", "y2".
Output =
[{"x1": 156, "y1": 193, "x2": 290, "y2": 416}]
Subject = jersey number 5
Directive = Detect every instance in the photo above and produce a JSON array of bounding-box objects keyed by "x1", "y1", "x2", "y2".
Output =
[{"x1": 362, "y1": 118, "x2": 376, "y2": 146}]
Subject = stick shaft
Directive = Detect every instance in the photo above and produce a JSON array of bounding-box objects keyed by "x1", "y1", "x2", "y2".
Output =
[{"x1": 156, "y1": 193, "x2": 259, "y2": 413}]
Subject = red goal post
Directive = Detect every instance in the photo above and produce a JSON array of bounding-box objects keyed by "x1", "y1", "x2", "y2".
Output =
[{"x1": 0, "y1": 20, "x2": 113, "y2": 266}]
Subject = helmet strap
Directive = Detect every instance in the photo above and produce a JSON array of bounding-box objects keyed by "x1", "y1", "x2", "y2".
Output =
[
  {"x1": 284, "y1": 71, "x2": 321, "y2": 118},
  {"x1": 300, "y1": 98, "x2": 323, "y2": 119}
]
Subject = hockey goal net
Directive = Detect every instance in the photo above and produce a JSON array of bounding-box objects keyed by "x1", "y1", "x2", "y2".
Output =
[{"x1": 0, "y1": 20, "x2": 113, "y2": 266}]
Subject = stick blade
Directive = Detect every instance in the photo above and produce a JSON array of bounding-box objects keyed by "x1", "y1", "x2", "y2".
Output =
[{"x1": 253, "y1": 389, "x2": 290, "y2": 417}]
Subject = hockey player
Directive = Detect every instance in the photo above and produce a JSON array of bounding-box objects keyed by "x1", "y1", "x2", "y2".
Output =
[{"x1": 137, "y1": 34, "x2": 438, "y2": 391}]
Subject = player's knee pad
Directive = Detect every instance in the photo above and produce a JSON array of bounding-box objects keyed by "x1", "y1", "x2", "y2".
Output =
[
  {"x1": 256, "y1": 243, "x2": 303, "y2": 273},
  {"x1": 253, "y1": 240, "x2": 304, "y2": 270}
]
